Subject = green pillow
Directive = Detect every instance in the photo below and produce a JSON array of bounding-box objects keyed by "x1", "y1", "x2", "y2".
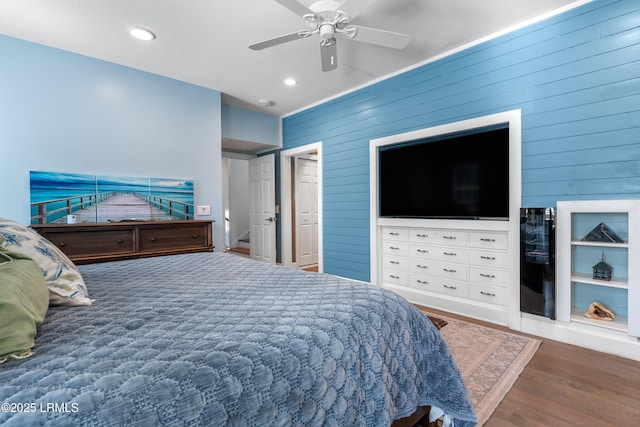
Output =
[{"x1": 0, "y1": 248, "x2": 49, "y2": 363}]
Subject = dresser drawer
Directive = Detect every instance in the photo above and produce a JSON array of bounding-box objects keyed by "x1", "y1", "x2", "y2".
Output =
[
  {"x1": 410, "y1": 244, "x2": 469, "y2": 264},
  {"x1": 424, "y1": 276, "x2": 469, "y2": 298},
  {"x1": 469, "y1": 267, "x2": 509, "y2": 287},
  {"x1": 434, "y1": 230, "x2": 468, "y2": 247},
  {"x1": 382, "y1": 255, "x2": 410, "y2": 272},
  {"x1": 381, "y1": 227, "x2": 409, "y2": 242},
  {"x1": 469, "y1": 231, "x2": 508, "y2": 250},
  {"x1": 409, "y1": 229, "x2": 436, "y2": 243},
  {"x1": 469, "y1": 284, "x2": 508, "y2": 306},
  {"x1": 410, "y1": 244, "x2": 434, "y2": 260},
  {"x1": 32, "y1": 220, "x2": 213, "y2": 263},
  {"x1": 469, "y1": 249, "x2": 510, "y2": 269},
  {"x1": 430, "y1": 260, "x2": 468, "y2": 281},
  {"x1": 410, "y1": 259, "x2": 434, "y2": 275},
  {"x1": 382, "y1": 241, "x2": 409, "y2": 257},
  {"x1": 39, "y1": 228, "x2": 135, "y2": 257},
  {"x1": 139, "y1": 223, "x2": 211, "y2": 253},
  {"x1": 382, "y1": 269, "x2": 410, "y2": 286},
  {"x1": 410, "y1": 273, "x2": 434, "y2": 290}
]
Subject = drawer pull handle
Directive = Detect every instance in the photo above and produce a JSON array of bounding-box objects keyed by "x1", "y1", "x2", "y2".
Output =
[
  {"x1": 417, "y1": 280, "x2": 429, "y2": 284},
  {"x1": 480, "y1": 256, "x2": 496, "y2": 260},
  {"x1": 416, "y1": 234, "x2": 428, "y2": 238},
  {"x1": 389, "y1": 232, "x2": 399, "y2": 236},
  {"x1": 390, "y1": 246, "x2": 400, "y2": 250},
  {"x1": 417, "y1": 249, "x2": 429, "y2": 253},
  {"x1": 150, "y1": 237, "x2": 156, "y2": 241},
  {"x1": 443, "y1": 284, "x2": 457, "y2": 290},
  {"x1": 59, "y1": 242, "x2": 66, "y2": 247},
  {"x1": 416, "y1": 264, "x2": 428, "y2": 269},
  {"x1": 390, "y1": 260, "x2": 400, "y2": 264},
  {"x1": 192, "y1": 234, "x2": 198, "y2": 238},
  {"x1": 480, "y1": 238, "x2": 496, "y2": 242},
  {"x1": 480, "y1": 273, "x2": 495, "y2": 278},
  {"x1": 443, "y1": 268, "x2": 457, "y2": 273},
  {"x1": 480, "y1": 291, "x2": 496, "y2": 297},
  {"x1": 443, "y1": 236, "x2": 456, "y2": 240},
  {"x1": 443, "y1": 252, "x2": 457, "y2": 256},
  {"x1": 390, "y1": 275, "x2": 400, "y2": 279},
  {"x1": 116, "y1": 239, "x2": 123, "y2": 244}
]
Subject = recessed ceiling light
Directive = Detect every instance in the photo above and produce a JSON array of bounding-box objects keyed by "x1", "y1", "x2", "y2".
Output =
[
  {"x1": 284, "y1": 78, "x2": 297, "y2": 87},
  {"x1": 129, "y1": 26, "x2": 156, "y2": 41}
]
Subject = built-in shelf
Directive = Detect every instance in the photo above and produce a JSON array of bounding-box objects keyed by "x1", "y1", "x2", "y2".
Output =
[
  {"x1": 570, "y1": 307, "x2": 629, "y2": 333},
  {"x1": 557, "y1": 200, "x2": 639, "y2": 338}
]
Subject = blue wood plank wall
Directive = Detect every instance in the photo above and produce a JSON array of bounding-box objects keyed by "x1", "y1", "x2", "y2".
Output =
[{"x1": 282, "y1": 0, "x2": 640, "y2": 282}]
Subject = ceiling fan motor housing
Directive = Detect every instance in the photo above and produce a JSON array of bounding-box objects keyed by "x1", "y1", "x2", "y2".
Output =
[{"x1": 319, "y1": 24, "x2": 335, "y2": 40}]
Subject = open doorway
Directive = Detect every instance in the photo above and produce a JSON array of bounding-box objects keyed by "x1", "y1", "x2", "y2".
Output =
[
  {"x1": 222, "y1": 155, "x2": 251, "y2": 256},
  {"x1": 280, "y1": 142, "x2": 323, "y2": 272}
]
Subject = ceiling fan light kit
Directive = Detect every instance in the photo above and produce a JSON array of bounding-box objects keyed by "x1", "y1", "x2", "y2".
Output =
[{"x1": 249, "y1": 0, "x2": 410, "y2": 72}]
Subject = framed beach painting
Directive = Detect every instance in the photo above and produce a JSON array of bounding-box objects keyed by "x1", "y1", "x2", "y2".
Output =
[{"x1": 30, "y1": 171, "x2": 194, "y2": 224}]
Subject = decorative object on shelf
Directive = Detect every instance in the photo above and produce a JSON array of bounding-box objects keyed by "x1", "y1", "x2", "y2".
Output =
[
  {"x1": 581, "y1": 222, "x2": 624, "y2": 243},
  {"x1": 585, "y1": 301, "x2": 615, "y2": 321},
  {"x1": 592, "y1": 253, "x2": 612, "y2": 281}
]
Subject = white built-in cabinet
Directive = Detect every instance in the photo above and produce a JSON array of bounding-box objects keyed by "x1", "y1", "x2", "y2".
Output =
[
  {"x1": 557, "y1": 200, "x2": 639, "y2": 338},
  {"x1": 376, "y1": 219, "x2": 515, "y2": 326}
]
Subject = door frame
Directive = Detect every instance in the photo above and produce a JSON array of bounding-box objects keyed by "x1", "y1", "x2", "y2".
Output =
[{"x1": 280, "y1": 142, "x2": 323, "y2": 271}]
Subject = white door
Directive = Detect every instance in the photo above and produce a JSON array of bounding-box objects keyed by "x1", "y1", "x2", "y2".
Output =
[
  {"x1": 249, "y1": 154, "x2": 276, "y2": 263},
  {"x1": 296, "y1": 157, "x2": 318, "y2": 267}
]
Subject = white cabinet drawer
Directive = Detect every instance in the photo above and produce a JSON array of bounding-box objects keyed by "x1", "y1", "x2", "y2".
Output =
[
  {"x1": 410, "y1": 273, "x2": 433, "y2": 290},
  {"x1": 431, "y1": 246, "x2": 469, "y2": 264},
  {"x1": 434, "y1": 230, "x2": 468, "y2": 247},
  {"x1": 469, "y1": 284, "x2": 508, "y2": 306},
  {"x1": 469, "y1": 231, "x2": 508, "y2": 250},
  {"x1": 409, "y1": 229, "x2": 436, "y2": 243},
  {"x1": 382, "y1": 269, "x2": 410, "y2": 286},
  {"x1": 410, "y1": 259, "x2": 434, "y2": 275},
  {"x1": 383, "y1": 241, "x2": 409, "y2": 257},
  {"x1": 424, "y1": 276, "x2": 469, "y2": 298},
  {"x1": 410, "y1": 244, "x2": 469, "y2": 263},
  {"x1": 430, "y1": 260, "x2": 468, "y2": 281},
  {"x1": 383, "y1": 255, "x2": 410, "y2": 272},
  {"x1": 381, "y1": 227, "x2": 409, "y2": 242},
  {"x1": 469, "y1": 249, "x2": 510, "y2": 269},
  {"x1": 410, "y1": 244, "x2": 434, "y2": 259},
  {"x1": 469, "y1": 267, "x2": 509, "y2": 287}
]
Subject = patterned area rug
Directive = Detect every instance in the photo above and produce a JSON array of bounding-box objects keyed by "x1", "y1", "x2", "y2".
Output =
[{"x1": 420, "y1": 310, "x2": 541, "y2": 426}]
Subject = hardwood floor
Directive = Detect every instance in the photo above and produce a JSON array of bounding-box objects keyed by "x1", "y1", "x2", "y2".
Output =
[{"x1": 421, "y1": 307, "x2": 640, "y2": 426}]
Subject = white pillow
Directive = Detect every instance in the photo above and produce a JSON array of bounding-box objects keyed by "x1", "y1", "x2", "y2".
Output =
[{"x1": 0, "y1": 218, "x2": 91, "y2": 306}]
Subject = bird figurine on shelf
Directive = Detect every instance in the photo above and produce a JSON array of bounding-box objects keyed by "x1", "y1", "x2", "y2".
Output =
[{"x1": 585, "y1": 301, "x2": 615, "y2": 321}]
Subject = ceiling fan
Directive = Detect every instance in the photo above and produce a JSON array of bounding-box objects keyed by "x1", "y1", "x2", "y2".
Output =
[{"x1": 249, "y1": 0, "x2": 411, "y2": 72}]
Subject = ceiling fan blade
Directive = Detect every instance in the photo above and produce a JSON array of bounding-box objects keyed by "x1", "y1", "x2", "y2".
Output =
[
  {"x1": 273, "y1": 0, "x2": 314, "y2": 17},
  {"x1": 347, "y1": 25, "x2": 410, "y2": 49},
  {"x1": 320, "y1": 39, "x2": 338, "y2": 72},
  {"x1": 249, "y1": 31, "x2": 312, "y2": 50},
  {"x1": 337, "y1": 0, "x2": 378, "y2": 19}
]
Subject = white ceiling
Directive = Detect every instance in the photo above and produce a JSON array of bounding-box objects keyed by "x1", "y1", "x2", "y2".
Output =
[{"x1": 1, "y1": 0, "x2": 585, "y2": 119}]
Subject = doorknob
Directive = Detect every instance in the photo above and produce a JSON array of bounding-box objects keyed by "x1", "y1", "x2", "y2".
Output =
[{"x1": 265, "y1": 217, "x2": 276, "y2": 222}]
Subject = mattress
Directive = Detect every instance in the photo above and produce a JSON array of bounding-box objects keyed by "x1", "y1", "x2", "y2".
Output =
[{"x1": 0, "y1": 252, "x2": 476, "y2": 426}]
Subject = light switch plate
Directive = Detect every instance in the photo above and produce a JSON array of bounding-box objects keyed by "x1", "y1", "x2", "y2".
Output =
[{"x1": 196, "y1": 205, "x2": 211, "y2": 216}]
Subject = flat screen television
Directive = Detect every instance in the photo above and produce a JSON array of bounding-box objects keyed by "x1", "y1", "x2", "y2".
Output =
[{"x1": 378, "y1": 125, "x2": 509, "y2": 220}]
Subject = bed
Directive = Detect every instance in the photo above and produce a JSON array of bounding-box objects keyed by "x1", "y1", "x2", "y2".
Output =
[{"x1": 0, "y1": 251, "x2": 476, "y2": 426}]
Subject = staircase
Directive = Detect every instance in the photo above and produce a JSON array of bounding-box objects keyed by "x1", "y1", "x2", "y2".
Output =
[{"x1": 228, "y1": 236, "x2": 250, "y2": 256}]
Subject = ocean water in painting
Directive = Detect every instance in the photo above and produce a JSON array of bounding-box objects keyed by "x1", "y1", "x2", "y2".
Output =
[{"x1": 30, "y1": 171, "x2": 195, "y2": 224}]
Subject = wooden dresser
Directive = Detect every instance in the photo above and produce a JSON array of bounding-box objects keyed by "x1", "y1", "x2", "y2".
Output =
[{"x1": 32, "y1": 220, "x2": 213, "y2": 264}]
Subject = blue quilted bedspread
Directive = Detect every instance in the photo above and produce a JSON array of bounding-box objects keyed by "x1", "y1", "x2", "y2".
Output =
[{"x1": 0, "y1": 253, "x2": 475, "y2": 426}]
